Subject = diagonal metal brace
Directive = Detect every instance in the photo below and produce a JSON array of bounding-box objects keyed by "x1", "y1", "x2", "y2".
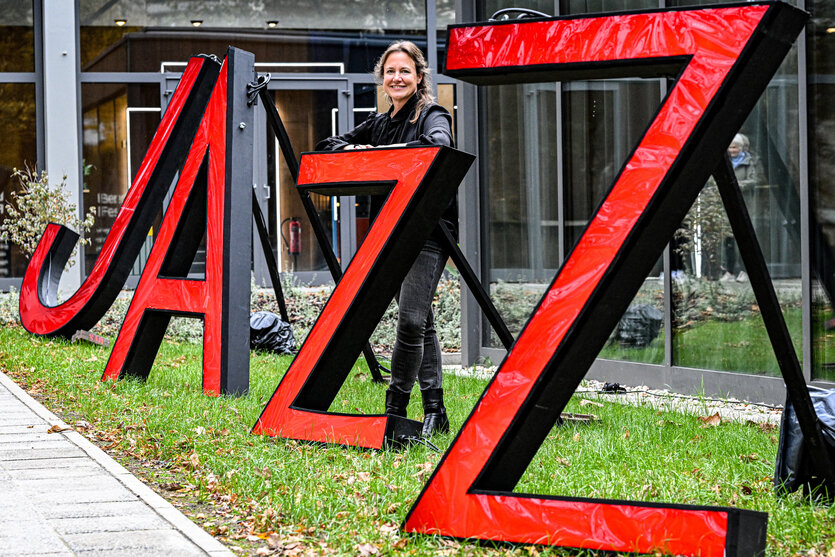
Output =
[
  {"x1": 713, "y1": 154, "x2": 835, "y2": 491},
  {"x1": 253, "y1": 83, "x2": 388, "y2": 383},
  {"x1": 436, "y1": 222, "x2": 514, "y2": 350},
  {"x1": 252, "y1": 195, "x2": 289, "y2": 323}
]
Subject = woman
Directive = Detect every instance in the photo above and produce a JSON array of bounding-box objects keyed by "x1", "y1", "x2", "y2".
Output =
[{"x1": 316, "y1": 41, "x2": 454, "y2": 437}]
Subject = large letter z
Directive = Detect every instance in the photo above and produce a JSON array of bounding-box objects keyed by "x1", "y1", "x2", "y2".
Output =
[
  {"x1": 253, "y1": 146, "x2": 474, "y2": 449},
  {"x1": 404, "y1": 4, "x2": 806, "y2": 556}
]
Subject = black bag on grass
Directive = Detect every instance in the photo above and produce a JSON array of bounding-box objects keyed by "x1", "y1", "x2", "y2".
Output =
[
  {"x1": 775, "y1": 386, "x2": 835, "y2": 496},
  {"x1": 614, "y1": 304, "x2": 663, "y2": 347},
  {"x1": 250, "y1": 311, "x2": 296, "y2": 355}
]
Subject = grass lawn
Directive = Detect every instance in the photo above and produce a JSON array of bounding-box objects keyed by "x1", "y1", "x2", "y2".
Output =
[{"x1": 1, "y1": 323, "x2": 833, "y2": 556}]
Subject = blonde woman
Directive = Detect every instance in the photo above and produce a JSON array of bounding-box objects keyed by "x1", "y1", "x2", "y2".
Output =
[{"x1": 317, "y1": 41, "x2": 454, "y2": 437}]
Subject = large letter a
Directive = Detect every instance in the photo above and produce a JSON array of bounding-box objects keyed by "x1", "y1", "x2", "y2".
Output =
[{"x1": 99, "y1": 48, "x2": 255, "y2": 396}]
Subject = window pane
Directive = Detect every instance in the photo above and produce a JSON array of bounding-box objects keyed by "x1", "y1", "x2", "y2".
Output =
[
  {"x1": 80, "y1": 0, "x2": 428, "y2": 72},
  {"x1": 268, "y1": 89, "x2": 342, "y2": 274},
  {"x1": 672, "y1": 49, "x2": 802, "y2": 376},
  {"x1": 0, "y1": 84, "x2": 38, "y2": 278},
  {"x1": 563, "y1": 80, "x2": 663, "y2": 364},
  {"x1": 0, "y1": 1, "x2": 34, "y2": 72},
  {"x1": 809, "y1": 0, "x2": 835, "y2": 381}
]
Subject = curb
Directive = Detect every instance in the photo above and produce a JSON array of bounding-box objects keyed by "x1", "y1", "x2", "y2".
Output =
[{"x1": 0, "y1": 371, "x2": 233, "y2": 557}]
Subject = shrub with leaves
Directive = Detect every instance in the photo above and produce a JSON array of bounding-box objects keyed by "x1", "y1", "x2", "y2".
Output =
[{"x1": 0, "y1": 165, "x2": 95, "y2": 265}]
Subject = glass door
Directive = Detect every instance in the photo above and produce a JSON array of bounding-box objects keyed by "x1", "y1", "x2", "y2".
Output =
[{"x1": 253, "y1": 78, "x2": 352, "y2": 286}]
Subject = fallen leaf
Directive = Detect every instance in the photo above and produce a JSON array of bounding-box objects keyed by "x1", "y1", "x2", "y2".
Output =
[
  {"x1": 741, "y1": 485, "x2": 753, "y2": 495},
  {"x1": 47, "y1": 424, "x2": 72, "y2": 434},
  {"x1": 189, "y1": 451, "x2": 200, "y2": 469},
  {"x1": 267, "y1": 533, "x2": 282, "y2": 549},
  {"x1": 579, "y1": 399, "x2": 603, "y2": 408},
  {"x1": 623, "y1": 429, "x2": 630, "y2": 440},
  {"x1": 356, "y1": 543, "x2": 379, "y2": 556},
  {"x1": 572, "y1": 433, "x2": 580, "y2": 442},
  {"x1": 698, "y1": 413, "x2": 722, "y2": 427},
  {"x1": 555, "y1": 457, "x2": 570, "y2": 467}
]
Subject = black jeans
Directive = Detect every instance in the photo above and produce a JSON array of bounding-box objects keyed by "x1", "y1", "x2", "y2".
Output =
[{"x1": 388, "y1": 240, "x2": 446, "y2": 396}]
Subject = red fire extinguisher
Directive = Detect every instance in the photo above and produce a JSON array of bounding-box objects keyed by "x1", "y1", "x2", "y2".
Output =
[
  {"x1": 281, "y1": 217, "x2": 302, "y2": 270},
  {"x1": 288, "y1": 218, "x2": 301, "y2": 255}
]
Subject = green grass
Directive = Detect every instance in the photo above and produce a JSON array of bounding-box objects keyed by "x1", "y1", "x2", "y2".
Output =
[{"x1": 1, "y1": 324, "x2": 833, "y2": 556}]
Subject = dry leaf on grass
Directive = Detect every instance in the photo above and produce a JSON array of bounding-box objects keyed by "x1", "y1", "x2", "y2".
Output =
[
  {"x1": 356, "y1": 542, "x2": 379, "y2": 556},
  {"x1": 698, "y1": 413, "x2": 722, "y2": 427},
  {"x1": 579, "y1": 399, "x2": 603, "y2": 408}
]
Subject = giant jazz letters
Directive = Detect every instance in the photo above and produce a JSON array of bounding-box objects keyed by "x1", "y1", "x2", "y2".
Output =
[
  {"x1": 19, "y1": 49, "x2": 254, "y2": 395},
  {"x1": 402, "y1": 3, "x2": 806, "y2": 557}
]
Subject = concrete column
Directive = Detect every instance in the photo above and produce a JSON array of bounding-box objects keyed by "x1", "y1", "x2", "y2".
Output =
[{"x1": 42, "y1": 0, "x2": 82, "y2": 296}]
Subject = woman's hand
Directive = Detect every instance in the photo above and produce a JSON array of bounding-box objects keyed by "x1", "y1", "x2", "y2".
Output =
[{"x1": 343, "y1": 144, "x2": 373, "y2": 150}]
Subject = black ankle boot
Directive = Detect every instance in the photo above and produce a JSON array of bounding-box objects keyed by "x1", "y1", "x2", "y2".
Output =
[
  {"x1": 421, "y1": 388, "x2": 450, "y2": 436},
  {"x1": 385, "y1": 389, "x2": 410, "y2": 418}
]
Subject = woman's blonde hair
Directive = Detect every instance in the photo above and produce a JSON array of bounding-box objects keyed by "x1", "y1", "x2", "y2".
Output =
[{"x1": 374, "y1": 41, "x2": 434, "y2": 123}]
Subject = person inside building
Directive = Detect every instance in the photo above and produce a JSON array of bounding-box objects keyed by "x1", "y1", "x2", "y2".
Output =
[
  {"x1": 721, "y1": 133, "x2": 764, "y2": 282},
  {"x1": 315, "y1": 41, "x2": 454, "y2": 437}
]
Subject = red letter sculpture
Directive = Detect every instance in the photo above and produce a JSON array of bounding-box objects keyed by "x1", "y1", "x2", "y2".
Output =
[
  {"x1": 403, "y1": 4, "x2": 806, "y2": 556},
  {"x1": 20, "y1": 48, "x2": 255, "y2": 395},
  {"x1": 253, "y1": 146, "x2": 474, "y2": 448}
]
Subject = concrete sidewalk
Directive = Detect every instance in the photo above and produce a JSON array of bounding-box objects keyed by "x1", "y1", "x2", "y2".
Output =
[{"x1": 0, "y1": 371, "x2": 232, "y2": 557}]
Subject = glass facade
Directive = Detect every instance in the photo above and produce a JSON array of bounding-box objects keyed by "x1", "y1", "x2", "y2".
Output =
[
  {"x1": 79, "y1": 0, "x2": 428, "y2": 73},
  {"x1": 473, "y1": 0, "x2": 828, "y2": 387},
  {"x1": 1, "y1": 0, "x2": 833, "y2": 395}
]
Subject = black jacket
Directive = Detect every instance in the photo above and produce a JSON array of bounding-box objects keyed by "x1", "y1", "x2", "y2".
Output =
[{"x1": 315, "y1": 94, "x2": 457, "y2": 241}]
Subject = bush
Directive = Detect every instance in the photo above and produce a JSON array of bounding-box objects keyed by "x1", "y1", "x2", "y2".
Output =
[{"x1": 0, "y1": 165, "x2": 95, "y2": 265}]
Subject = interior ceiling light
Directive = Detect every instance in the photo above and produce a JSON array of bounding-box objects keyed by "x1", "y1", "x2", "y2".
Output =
[
  {"x1": 190, "y1": 19, "x2": 203, "y2": 27},
  {"x1": 114, "y1": 18, "x2": 127, "y2": 26},
  {"x1": 266, "y1": 20, "x2": 279, "y2": 28},
  {"x1": 827, "y1": 27, "x2": 835, "y2": 34}
]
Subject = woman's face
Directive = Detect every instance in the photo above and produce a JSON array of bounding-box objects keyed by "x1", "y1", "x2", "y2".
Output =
[
  {"x1": 728, "y1": 142, "x2": 742, "y2": 158},
  {"x1": 383, "y1": 51, "x2": 421, "y2": 112}
]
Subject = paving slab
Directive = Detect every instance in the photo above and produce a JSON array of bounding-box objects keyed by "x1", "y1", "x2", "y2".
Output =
[{"x1": 0, "y1": 371, "x2": 232, "y2": 557}]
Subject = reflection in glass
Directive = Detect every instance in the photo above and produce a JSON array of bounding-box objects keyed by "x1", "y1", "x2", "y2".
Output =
[
  {"x1": 672, "y1": 49, "x2": 802, "y2": 376},
  {"x1": 481, "y1": 76, "x2": 664, "y2": 363},
  {"x1": 0, "y1": 84, "x2": 37, "y2": 278},
  {"x1": 0, "y1": 1, "x2": 34, "y2": 72},
  {"x1": 81, "y1": 83, "x2": 160, "y2": 274},
  {"x1": 79, "y1": 0, "x2": 428, "y2": 73},
  {"x1": 809, "y1": 0, "x2": 835, "y2": 381}
]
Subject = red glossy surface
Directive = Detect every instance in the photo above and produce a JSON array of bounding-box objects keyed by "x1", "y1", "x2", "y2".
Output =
[
  {"x1": 406, "y1": 6, "x2": 770, "y2": 555},
  {"x1": 253, "y1": 147, "x2": 441, "y2": 448},
  {"x1": 19, "y1": 58, "x2": 206, "y2": 335},
  {"x1": 100, "y1": 61, "x2": 229, "y2": 396}
]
